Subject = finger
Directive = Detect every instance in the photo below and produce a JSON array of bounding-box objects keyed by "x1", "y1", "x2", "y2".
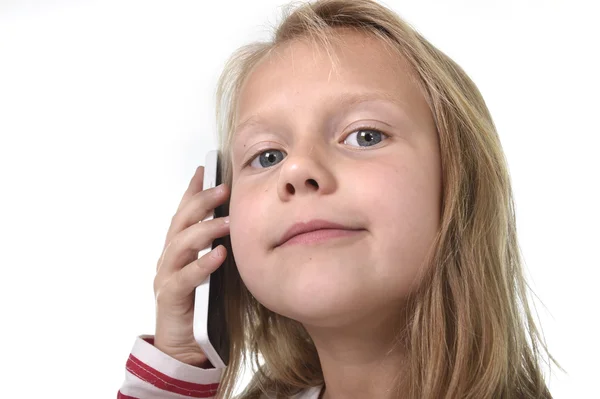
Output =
[
  {"x1": 157, "y1": 216, "x2": 230, "y2": 275},
  {"x1": 163, "y1": 183, "x2": 229, "y2": 251},
  {"x1": 177, "y1": 166, "x2": 204, "y2": 213},
  {"x1": 154, "y1": 245, "x2": 226, "y2": 303},
  {"x1": 175, "y1": 245, "x2": 227, "y2": 295}
]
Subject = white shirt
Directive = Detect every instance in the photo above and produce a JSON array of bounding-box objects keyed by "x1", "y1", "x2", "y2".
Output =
[{"x1": 117, "y1": 335, "x2": 324, "y2": 399}]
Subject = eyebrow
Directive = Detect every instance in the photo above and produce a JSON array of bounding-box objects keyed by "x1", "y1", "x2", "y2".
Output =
[{"x1": 233, "y1": 90, "x2": 405, "y2": 137}]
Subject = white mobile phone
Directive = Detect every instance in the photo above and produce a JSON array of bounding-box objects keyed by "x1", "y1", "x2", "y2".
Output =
[{"x1": 193, "y1": 150, "x2": 229, "y2": 368}]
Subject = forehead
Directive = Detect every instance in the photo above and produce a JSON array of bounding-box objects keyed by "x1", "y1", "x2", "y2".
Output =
[{"x1": 234, "y1": 29, "x2": 425, "y2": 131}]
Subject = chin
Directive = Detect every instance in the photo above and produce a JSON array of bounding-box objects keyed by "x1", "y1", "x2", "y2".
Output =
[{"x1": 256, "y1": 282, "x2": 373, "y2": 327}]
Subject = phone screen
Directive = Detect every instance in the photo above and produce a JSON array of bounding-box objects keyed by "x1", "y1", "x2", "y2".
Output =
[{"x1": 207, "y1": 155, "x2": 230, "y2": 366}]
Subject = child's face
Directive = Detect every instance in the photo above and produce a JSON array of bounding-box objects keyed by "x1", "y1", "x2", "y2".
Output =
[{"x1": 228, "y1": 29, "x2": 442, "y2": 327}]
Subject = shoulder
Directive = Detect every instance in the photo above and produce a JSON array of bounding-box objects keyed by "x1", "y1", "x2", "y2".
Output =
[
  {"x1": 291, "y1": 386, "x2": 323, "y2": 399},
  {"x1": 257, "y1": 385, "x2": 323, "y2": 399}
]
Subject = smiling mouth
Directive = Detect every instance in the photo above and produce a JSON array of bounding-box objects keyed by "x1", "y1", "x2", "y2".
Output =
[{"x1": 278, "y1": 228, "x2": 365, "y2": 247}]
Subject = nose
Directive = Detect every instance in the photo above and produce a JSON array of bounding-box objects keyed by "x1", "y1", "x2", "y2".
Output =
[{"x1": 276, "y1": 147, "x2": 336, "y2": 200}]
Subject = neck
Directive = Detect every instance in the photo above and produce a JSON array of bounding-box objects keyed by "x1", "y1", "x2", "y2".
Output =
[{"x1": 304, "y1": 306, "x2": 409, "y2": 399}]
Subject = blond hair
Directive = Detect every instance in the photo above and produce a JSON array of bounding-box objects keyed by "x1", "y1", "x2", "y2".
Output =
[{"x1": 211, "y1": 1, "x2": 559, "y2": 398}]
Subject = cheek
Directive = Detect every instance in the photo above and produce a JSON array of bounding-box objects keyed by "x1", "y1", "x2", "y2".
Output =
[
  {"x1": 372, "y1": 161, "x2": 441, "y2": 285},
  {"x1": 228, "y1": 183, "x2": 270, "y2": 267},
  {"x1": 229, "y1": 194, "x2": 256, "y2": 241}
]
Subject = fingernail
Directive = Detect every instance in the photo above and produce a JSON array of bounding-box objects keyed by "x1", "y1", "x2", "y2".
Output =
[
  {"x1": 223, "y1": 216, "x2": 230, "y2": 224},
  {"x1": 212, "y1": 246, "x2": 223, "y2": 258}
]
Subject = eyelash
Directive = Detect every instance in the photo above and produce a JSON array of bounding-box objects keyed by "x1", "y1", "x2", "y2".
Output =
[{"x1": 242, "y1": 126, "x2": 388, "y2": 168}]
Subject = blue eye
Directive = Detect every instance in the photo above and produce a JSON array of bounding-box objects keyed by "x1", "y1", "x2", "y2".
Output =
[
  {"x1": 344, "y1": 128, "x2": 387, "y2": 147},
  {"x1": 249, "y1": 149, "x2": 286, "y2": 168}
]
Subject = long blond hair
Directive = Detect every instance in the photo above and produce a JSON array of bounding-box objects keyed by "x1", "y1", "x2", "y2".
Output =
[{"x1": 212, "y1": 1, "x2": 559, "y2": 398}]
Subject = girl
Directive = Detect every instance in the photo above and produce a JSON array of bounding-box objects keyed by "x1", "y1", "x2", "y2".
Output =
[{"x1": 118, "y1": 0, "x2": 558, "y2": 398}]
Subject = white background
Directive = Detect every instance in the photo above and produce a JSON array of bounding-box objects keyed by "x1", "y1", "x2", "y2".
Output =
[{"x1": 1, "y1": 0, "x2": 598, "y2": 397}]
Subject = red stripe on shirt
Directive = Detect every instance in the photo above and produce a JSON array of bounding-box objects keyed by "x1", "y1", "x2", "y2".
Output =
[{"x1": 125, "y1": 354, "x2": 219, "y2": 398}]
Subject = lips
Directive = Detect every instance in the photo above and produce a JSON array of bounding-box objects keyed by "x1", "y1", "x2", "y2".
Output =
[{"x1": 276, "y1": 219, "x2": 363, "y2": 247}]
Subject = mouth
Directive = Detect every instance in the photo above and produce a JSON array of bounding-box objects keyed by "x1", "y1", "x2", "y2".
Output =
[
  {"x1": 280, "y1": 228, "x2": 364, "y2": 246},
  {"x1": 276, "y1": 219, "x2": 365, "y2": 247}
]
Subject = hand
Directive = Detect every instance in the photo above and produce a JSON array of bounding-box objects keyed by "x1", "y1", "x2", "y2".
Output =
[{"x1": 153, "y1": 166, "x2": 230, "y2": 367}]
